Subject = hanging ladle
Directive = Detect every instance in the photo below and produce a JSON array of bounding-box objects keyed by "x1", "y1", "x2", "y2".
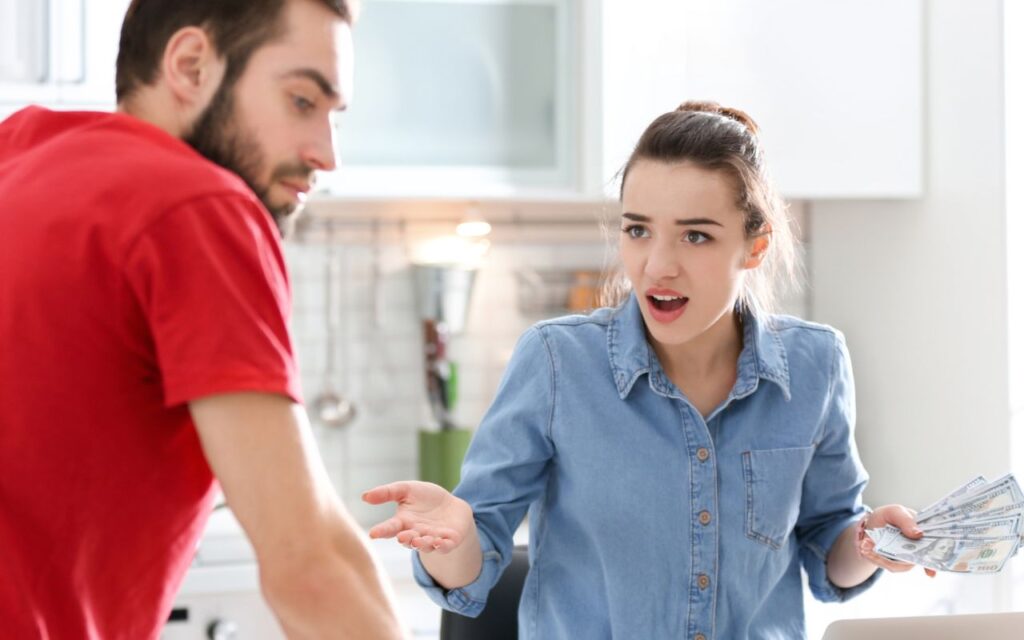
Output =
[{"x1": 312, "y1": 228, "x2": 356, "y2": 428}]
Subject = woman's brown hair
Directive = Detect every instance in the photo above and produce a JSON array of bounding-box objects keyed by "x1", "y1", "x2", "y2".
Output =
[{"x1": 601, "y1": 100, "x2": 799, "y2": 315}]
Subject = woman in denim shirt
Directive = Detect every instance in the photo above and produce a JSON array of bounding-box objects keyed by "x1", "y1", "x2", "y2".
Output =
[{"x1": 365, "y1": 102, "x2": 928, "y2": 639}]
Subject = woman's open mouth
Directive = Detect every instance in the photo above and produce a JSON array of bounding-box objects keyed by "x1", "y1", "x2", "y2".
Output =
[{"x1": 646, "y1": 293, "x2": 689, "y2": 323}]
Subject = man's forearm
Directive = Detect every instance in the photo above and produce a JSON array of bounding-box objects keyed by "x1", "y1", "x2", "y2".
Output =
[{"x1": 261, "y1": 508, "x2": 405, "y2": 639}]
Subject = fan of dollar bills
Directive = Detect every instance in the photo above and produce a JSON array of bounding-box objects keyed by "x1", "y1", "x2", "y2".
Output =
[{"x1": 865, "y1": 473, "x2": 1023, "y2": 574}]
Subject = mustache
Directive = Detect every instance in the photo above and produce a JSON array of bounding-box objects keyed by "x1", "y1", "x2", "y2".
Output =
[{"x1": 270, "y1": 162, "x2": 317, "y2": 187}]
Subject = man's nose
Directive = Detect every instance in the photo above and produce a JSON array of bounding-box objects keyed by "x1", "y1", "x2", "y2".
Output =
[{"x1": 302, "y1": 119, "x2": 337, "y2": 172}]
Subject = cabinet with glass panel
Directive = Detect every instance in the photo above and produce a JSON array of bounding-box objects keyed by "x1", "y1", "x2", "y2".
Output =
[
  {"x1": 319, "y1": 0, "x2": 923, "y2": 201},
  {"x1": 316, "y1": 0, "x2": 578, "y2": 199},
  {"x1": 0, "y1": 0, "x2": 131, "y2": 111}
]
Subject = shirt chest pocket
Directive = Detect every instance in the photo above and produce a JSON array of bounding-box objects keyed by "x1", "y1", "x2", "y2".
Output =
[{"x1": 742, "y1": 446, "x2": 816, "y2": 550}]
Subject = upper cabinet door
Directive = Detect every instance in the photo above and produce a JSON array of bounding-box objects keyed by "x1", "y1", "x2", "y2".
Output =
[
  {"x1": 321, "y1": 0, "x2": 577, "y2": 199},
  {"x1": 588, "y1": 0, "x2": 923, "y2": 200},
  {"x1": 0, "y1": 0, "x2": 130, "y2": 110},
  {"x1": 56, "y1": 0, "x2": 131, "y2": 108},
  {"x1": 0, "y1": 0, "x2": 60, "y2": 104}
]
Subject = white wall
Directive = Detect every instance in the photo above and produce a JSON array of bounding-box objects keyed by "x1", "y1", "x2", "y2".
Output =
[
  {"x1": 1004, "y1": 0, "x2": 1024, "y2": 614},
  {"x1": 807, "y1": 0, "x2": 1015, "y2": 622}
]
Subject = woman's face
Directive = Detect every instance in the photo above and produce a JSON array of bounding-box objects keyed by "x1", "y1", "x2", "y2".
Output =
[{"x1": 619, "y1": 160, "x2": 765, "y2": 348}]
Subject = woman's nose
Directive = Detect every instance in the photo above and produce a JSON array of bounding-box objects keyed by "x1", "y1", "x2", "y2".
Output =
[{"x1": 644, "y1": 242, "x2": 681, "y2": 280}]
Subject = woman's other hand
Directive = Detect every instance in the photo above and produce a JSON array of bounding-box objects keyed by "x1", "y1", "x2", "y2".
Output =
[{"x1": 363, "y1": 481, "x2": 474, "y2": 554}]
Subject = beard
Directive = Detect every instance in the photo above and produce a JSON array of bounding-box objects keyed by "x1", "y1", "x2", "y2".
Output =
[{"x1": 184, "y1": 81, "x2": 314, "y2": 238}]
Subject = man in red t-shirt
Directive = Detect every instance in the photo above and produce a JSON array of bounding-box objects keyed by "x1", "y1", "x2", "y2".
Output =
[{"x1": 0, "y1": 1, "x2": 404, "y2": 638}]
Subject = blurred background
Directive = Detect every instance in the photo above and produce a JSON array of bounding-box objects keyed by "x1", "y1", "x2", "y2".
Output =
[{"x1": 4, "y1": 0, "x2": 1023, "y2": 637}]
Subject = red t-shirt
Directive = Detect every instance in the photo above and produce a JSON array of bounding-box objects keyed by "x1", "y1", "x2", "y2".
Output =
[{"x1": 0, "y1": 107, "x2": 302, "y2": 639}]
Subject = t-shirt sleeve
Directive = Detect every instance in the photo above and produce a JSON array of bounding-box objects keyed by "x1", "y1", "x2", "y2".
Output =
[{"x1": 123, "y1": 193, "x2": 302, "y2": 407}]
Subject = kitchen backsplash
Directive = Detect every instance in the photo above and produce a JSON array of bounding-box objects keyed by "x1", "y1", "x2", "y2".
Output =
[{"x1": 283, "y1": 206, "x2": 807, "y2": 527}]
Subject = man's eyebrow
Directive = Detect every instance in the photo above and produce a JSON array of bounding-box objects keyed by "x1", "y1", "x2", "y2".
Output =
[
  {"x1": 281, "y1": 68, "x2": 346, "y2": 109},
  {"x1": 621, "y1": 213, "x2": 723, "y2": 227}
]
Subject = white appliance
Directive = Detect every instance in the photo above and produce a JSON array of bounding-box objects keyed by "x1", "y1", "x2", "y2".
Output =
[{"x1": 162, "y1": 509, "x2": 283, "y2": 640}]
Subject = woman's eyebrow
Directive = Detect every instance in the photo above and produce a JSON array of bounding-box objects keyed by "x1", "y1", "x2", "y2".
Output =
[{"x1": 621, "y1": 212, "x2": 723, "y2": 227}]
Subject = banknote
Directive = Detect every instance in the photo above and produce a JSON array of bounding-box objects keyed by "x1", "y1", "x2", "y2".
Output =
[
  {"x1": 917, "y1": 516, "x2": 1022, "y2": 539},
  {"x1": 917, "y1": 502, "x2": 1024, "y2": 531},
  {"x1": 864, "y1": 473, "x2": 1023, "y2": 573},
  {"x1": 915, "y1": 474, "x2": 988, "y2": 521},
  {"x1": 916, "y1": 474, "x2": 1024, "y2": 526},
  {"x1": 868, "y1": 526, "x2": 1019, "y2": 573}
]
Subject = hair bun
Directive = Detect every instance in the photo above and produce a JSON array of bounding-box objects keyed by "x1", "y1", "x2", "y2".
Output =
[{"x1": 677, "y1": 100, "x2": 760, "y2": 136}]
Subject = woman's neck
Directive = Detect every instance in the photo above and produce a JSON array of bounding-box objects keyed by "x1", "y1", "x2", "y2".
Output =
[{"x1": 651, "y1": 310, "x2": 745, "y2": 387}]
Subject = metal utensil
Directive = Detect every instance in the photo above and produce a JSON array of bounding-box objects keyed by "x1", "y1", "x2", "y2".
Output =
[{"x1": 312, "y1": 231, "x2": 356, "y2": 428}]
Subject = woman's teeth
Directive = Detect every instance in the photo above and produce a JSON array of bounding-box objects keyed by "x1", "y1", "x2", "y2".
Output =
[{"x1": 649, "y1": 295, "x2": 688, "y2": 311}]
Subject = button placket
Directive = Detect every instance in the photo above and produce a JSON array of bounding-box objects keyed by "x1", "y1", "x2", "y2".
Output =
[{"x1": 680, "y1": 403, "x2": 717, "y2": 640}]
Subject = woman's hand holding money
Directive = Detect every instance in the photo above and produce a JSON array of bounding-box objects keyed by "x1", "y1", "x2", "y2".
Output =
[{"x1": 859, "y1": 504, "x2": 938, "y2": 577}]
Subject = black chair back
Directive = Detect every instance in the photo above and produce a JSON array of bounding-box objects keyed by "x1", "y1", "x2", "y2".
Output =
[{"x1": 439, "y1": 545, "x2": 529, "y2": 640}]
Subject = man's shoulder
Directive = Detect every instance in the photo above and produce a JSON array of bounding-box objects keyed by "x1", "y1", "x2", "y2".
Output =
[
  {"x1": 10, "y1": 108, "x2": 254, "y2": 205},
  {"x1": 88, "y1": 116, "x2": 252, "y2": 201}
]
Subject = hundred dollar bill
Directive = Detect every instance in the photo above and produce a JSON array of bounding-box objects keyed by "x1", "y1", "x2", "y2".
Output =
[
  {"x1": 916, "y1": 474, "x2": 1024, "y2": 526},
  {"x1": 918, "y1": 501, "x2": 1024, "y2": 530},
  {"x1": 915, "y1": 475, "x2": 988, "y2": 521},
  {"x1": 917, "y1": 515, "x2": 1022, "y2": 539},
  {"x1": 870, "y1": 526, "x2": 1020, "y2": 573}
]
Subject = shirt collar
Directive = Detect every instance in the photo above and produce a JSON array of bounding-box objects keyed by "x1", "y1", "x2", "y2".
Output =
[{"x1": 607, "y1": 293, "x2": 791, "y2": 401}]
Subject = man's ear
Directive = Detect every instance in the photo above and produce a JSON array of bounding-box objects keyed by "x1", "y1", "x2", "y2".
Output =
[
  {"x1": 160, "y1": 26, "x2": 224, "y2": 110},
  {"x1": 744, "y1": 232, "x2": 771, "y2": 269}
]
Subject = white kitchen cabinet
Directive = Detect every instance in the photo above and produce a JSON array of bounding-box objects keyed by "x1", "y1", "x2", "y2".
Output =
[
  {"x1": 583, "y1": 0, "x2": 924, "y2": 200},
  {"x1": 0, "y1": 0, "x2": 130, "y2": 110},
  {"x1": 318, "y1": 0, "x2": 578, "y2": 199},
  {"x1": 318, "y1": 0, "x2": 922, "y2": 201}
]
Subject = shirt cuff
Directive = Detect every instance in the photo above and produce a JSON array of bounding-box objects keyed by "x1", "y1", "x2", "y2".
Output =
[
  {"x1": 411, "y1": 532, "x2": 505, "y2": 618},
  {"x1": 802, "y1": 508, "x2": 883, "y2": 603}
]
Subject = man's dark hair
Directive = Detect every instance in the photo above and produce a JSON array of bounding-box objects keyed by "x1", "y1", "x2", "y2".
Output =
[{"x1": 115, "y1": 0, "x2": 352, "y2": 102}]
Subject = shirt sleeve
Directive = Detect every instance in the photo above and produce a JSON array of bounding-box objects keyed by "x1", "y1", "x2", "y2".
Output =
[
  {"x1": 412, "y1": 326, "x2": 555, "y2": 617},
  {"x1": 796, "y1": 330, "x2": 882, "y2": 602},
  {"x1": 123, "y1": 194, "x2": 301, "y2": 407}
]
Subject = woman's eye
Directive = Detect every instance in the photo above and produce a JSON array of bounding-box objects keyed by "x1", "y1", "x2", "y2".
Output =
[
  {"x1": 292, "y1": 95, "x2": 315, "y2": 113},
  {"x1": 622, "y1": 224, "x2": 649, "y2": 239},
  {"x1": 684, "y1": 230, "x2": 710, "y2": 244}
]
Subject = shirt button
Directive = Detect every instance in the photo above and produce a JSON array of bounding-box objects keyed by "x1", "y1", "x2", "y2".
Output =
[
  {"x1": 697, "y1": 574, "x2": 710, "y2": 590},
  {"x1": 698, "y1": 510, "x2": 712, "y2": 525},
  {"x1": 695, "y1": 634, "x2": 707, "y2": 640},
  {"x1": 696, "y1": 447, "x2": 710, "y2": 462}
]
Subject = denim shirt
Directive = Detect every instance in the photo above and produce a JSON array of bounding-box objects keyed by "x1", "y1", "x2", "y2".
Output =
[{"x1": 413, "y1": 294, "x2": 881, "y2": 639}]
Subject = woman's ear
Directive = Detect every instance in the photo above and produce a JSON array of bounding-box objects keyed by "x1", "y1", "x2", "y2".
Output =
[{"x1": 744, "y1": 231, "x2": 771, "y2": 269}]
